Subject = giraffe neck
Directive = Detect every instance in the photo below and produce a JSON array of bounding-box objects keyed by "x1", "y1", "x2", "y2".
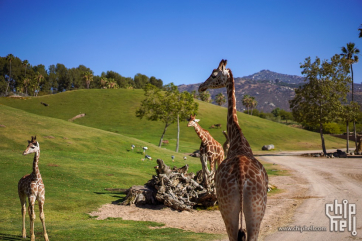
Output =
[
  {"x1": 226, "y1": 70, "x2": 253, "y2": 156},
  {"x1": 32, "y1": 150, "x2": 42, "y2": 180},
  {"x1": 193, "y1": 123, "x2": 209, "y2": 144}
]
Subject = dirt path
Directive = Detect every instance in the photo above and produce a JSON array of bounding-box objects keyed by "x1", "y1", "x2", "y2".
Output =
[
  {"x1": 261, "y1": 155, "x2": 362, "y2": 241},
  {"x1": 89, "y1": 154, "x2": 362, "y2": 240}
]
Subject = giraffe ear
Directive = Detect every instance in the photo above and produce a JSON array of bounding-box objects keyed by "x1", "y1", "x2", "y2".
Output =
[{"x1": 223, "y1": 59, "x2": 227, "y2": 67}]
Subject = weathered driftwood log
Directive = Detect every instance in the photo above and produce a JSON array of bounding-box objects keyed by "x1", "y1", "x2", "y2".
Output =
[{"x1": 121, "y1": 158, "x2": 217, "y2": 211}]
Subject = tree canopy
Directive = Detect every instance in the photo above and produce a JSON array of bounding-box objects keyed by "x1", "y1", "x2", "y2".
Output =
[
  {"x1": 290, "y1": 54, "x2": 351, "y2": 154},
  {"x1": 136, "y1": 83, "x2": 198, "y2": 148},
  {"x1": 0, "y1": 54, "x2": 164, "y2": 96}
]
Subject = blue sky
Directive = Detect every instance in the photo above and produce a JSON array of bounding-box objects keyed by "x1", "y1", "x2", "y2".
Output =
[{"x1": 1, "y1": 0, "x2": 361, "y2": 85}]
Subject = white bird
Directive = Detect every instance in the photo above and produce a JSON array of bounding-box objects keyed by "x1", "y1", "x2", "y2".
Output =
[
  {"x1": 131, "y1": 145, "x2": 135, "y2": 150},
  {"x1": 145, "y1": 155, "x2": 152, "y2": 160},
  {"x1": 183, "y1": 156, "x2": 187, "y2": 160}
]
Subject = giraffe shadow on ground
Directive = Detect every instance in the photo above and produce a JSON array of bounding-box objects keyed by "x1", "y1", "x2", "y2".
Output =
[{"x1": 0, "y1": 233, "x2": 22, "y2": 240}]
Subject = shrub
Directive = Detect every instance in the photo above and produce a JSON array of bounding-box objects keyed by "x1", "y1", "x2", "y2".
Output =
[{"x1": 323, "y1": 122, "x2": 341, "y2": 134}]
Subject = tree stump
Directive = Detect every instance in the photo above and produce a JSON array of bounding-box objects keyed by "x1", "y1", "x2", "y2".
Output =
[{"x1": 121, "y1": 158, "x2": 217, "y2": 211}]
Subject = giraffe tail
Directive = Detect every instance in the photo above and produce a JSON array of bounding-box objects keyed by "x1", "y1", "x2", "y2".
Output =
[{"x1": 238, "y1": 229, "x2": 246, "y2": 241}]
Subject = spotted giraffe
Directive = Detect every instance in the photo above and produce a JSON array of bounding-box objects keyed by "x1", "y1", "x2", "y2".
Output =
[
  {"x1": 199, "y1": 60, "x2": 268, "y2": 241},
  {"x1": 18, "y1": 136, "x2": 49, "y2": 241},
  {"x1": 187, "y1": 115, "x2": 224, "y2": 173}
]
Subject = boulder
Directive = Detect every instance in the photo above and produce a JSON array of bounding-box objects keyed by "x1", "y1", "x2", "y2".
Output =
[{"x1": 262, "y1": 144, "x2": 274, "y2": 151}]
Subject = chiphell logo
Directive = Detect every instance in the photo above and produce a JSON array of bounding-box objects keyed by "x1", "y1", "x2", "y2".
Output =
[{"x1": 326, "y1": 199, "x2": 357, "y2": 236}]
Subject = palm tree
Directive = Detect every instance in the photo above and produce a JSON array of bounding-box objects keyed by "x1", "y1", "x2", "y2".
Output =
[
  {"x1": 22, "y1": 60, "x2": 29, "y2": 77},
  {"x1": 34, "y1": 72, "x2": 44, "y2": 96},
  {"x1": 250, "y1": 97, "x2": 258, "y2": 115},
  {"x1": 242, "y1": 94, "x2": 251, "y2": 114},
  {"x1": 82, "y1": 71, "x2": 93, "y2": 89},
  {"x1": 341, "y1": 42, "x2": 360, "y2": 150},
  {"x1": 5, "y1": 54, "x2": 14, "y2": 95},
  {"x1": 359, "y1": 24, "x2": 362, "y2": 38},
  {"x1": 215, "y1": 92, "x2": 226, "y2": 106},
  {"x1": 23, "y1": 78, "x2": 30, "y2": 95},
  {"x1": 100, "y1": 76, "x2": 108, "y2": 88}
]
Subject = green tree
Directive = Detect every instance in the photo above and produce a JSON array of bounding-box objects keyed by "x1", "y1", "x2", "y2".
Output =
[
  {"x1": 340, "y1": 102, "x2": 360, "y2": 152},
  {"x1": 136, "y1": 83, "x2": 198, "y2": 149},
  {"x1": 100, "y1": 76, "x2": 108, "y2": 88},
  {"x1": 34, "y1": 72, "x2": 44, "y2": 96},
  {"x1": 191, "y1": 90, "x2": 198, "y2": 99},
  {"x1": 279, "y1": 109, "x2": 293, "y2": 124},
  {"x1": 149, "y1": 76, "x2": 163, "y2": 89},
  {"x1": 271, "y1": 107, "x2": 281, "y2": 117},
  {"x1": 163, "y1": 83, "x2": 199, "y2": 152},
  {"x1": 215, "y1": 92, "x2": 226, "y2": 106},
  {"x1": 290, "y1": 55, "x2": 350, "y2": 155},
  {"x1": 242, "y1": 94, "x2": 251, "y2": 114},
  {"x1": 5, "y1": 54, "x2": 14, "y2": 95},
  {"x1": 83, "y1": 71, "x2": 93, "y2": 89},
  {"x1": 250, "y1": 97, "x2": 257, "y2": 115},
  {"x1": 341, "y1": 42, "x2": 360, "y2": 150},
  {"x1": 22, "y1": 60, "x2": 29, "y2": 77},
  {"x1": 134, "y1": 73, "x2": 149, "y2": 89},
  {"x1": 199, "y1": 90, "x2": 212, "y2": 103}
]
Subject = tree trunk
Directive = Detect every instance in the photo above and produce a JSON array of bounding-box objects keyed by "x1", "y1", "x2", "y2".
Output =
[
  {"x1": 5, "y1": 62, "x2": 11, "y2": 95},
  {"x1": 158, "y1": 123, "x2": 169, "y2": 147},
  {"x1": 176, "y1": 114, "x2": 180, "y2": 152},
  {"x1": 346, "y1": 121, "x2": 349, "y2": 153},
  {"x1": 320, "y1": 122, "x2": 327, "y2": 155},
  {"x1": 351, "y1": 64, "x2": 358, "y2": 151}
]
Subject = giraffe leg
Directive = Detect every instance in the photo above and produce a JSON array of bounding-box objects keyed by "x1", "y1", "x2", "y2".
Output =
[
  {"x1": 243, "y1": 187, "x2": 267, "y2": 241},
  {"x1": 19, "y1": 194, "x2": 27, "y2": 238},
  {"x1": 28, "y1": 196, "x2": 36, "y2": 241},
  {"x1": 38, "y1": 198, "x2": 49, "y2": 241},
  {"x1": 216, "y1": 167, "x2": 241, "y2": 241}
]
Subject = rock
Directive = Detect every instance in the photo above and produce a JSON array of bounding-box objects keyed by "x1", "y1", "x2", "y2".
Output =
[{"x1": 262, "y1": 144, "x2": 274, "y2": 151}]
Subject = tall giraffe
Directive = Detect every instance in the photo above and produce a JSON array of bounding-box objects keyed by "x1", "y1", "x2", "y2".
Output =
[
  {"x1": 187, "y1": 115, "x2": 224, "y2": 173},
  {"x1": 199, "y1": 60, "x2": 268, "y2": 241},
  {"x1": 18, "y1": 136, "x2": 49, "y2": 241},
  {"x1": 222, "y1": 130, "x2": 230, "y2": 157}
]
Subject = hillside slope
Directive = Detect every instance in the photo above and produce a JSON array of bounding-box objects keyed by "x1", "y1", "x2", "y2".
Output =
[{"x1": 0, "y1": 89, "x2": 346, "y2": 153}]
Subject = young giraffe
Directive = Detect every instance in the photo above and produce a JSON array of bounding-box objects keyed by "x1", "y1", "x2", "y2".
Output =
[
  {"x1": 18, "y1": 136, "x2": 49, "y2": 241},
  {"x1": 199, "y1": 60, "x2": 268, "y2": 241},
  {"x1": 222, "y1": 130, "x2": 230, "y2": 157},
  {"x1": 187, "y1": 115, "x2": 224, "y2": 173}
]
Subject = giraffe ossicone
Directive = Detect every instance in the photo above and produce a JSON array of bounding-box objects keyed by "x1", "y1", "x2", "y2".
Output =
[
  {"x1": 199, "y1": 60, "x2": 268, "y2": 241},
  {"x1": 18, "y1": 136, "x2": 49, "y2": 241}
]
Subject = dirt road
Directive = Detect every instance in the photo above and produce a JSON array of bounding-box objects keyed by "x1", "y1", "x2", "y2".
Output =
[
  {"x1": 261, "y1": 155, "x2": 362, "y2": 241},
  {"x1": 90, "y1": 154, "x2": 362, "y2": 240}
]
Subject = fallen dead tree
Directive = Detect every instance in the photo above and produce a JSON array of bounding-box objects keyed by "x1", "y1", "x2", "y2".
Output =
[{"x1": 121, "y1": 157, "x2": 217, "y2": 211}]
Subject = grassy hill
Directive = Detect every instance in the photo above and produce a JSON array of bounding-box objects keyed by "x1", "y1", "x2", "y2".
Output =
[
  {"x1": 0, "y1": 104, "x2": 221, "y2": 240},
  {"x1": 0, "y1": 89, "x2": 346, "y2": 153}
]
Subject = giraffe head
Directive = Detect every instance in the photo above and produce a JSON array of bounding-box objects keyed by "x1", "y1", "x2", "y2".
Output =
[
  {"x1": 199, "y1": 59, "x2": 229, "y2": 92},
  {"x1": 23, "y1": 136, "x2": 39, "y2": 155},
  {"x1": 187, "y1": 115, "x2": 200, "y2": 127}
]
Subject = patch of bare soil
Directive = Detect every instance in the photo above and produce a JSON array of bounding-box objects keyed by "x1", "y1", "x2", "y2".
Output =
[{"x1": 89, "y1": 163, "x2": 308, "y2": 240}]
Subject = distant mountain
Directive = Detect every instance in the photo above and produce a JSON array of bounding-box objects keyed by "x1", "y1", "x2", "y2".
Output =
[
  {"x1": 178, "y1": 70, "x2": 362, "y2": 113},
  {"x1": 242, "y1": 69, "x2": 305, "y2": 84},
  {"x1": 178, "y1": 70, "x2": 303, "y2": 113}
]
